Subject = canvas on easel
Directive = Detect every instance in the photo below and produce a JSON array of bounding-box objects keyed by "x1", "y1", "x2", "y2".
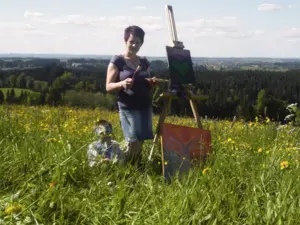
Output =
[{"x1": 166, "y1": 46, "x2": 196, "y2": 86}]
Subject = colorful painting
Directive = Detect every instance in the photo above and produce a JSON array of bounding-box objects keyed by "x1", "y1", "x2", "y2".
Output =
[
  {"x1": 161, "y1": 123, "x2": 212, "y2": 179},
  {"x1": 166, "y1": 46, "x2": 196, "y2": 86}
]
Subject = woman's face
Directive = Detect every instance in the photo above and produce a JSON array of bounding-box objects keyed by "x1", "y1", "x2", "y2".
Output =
[{"x1": 125, "y1": 33, "x2": 142, "y2": 55}]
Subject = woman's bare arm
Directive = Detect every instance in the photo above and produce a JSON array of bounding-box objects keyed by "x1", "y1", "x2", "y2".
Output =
[{"x1": 106, "y1": 63, "x2": 124, "y2": 93}]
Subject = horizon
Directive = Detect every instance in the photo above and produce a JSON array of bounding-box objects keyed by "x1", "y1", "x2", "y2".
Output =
[
  {"x1": 1, "y1": 52, "x2": 300, "y2": 60},
  {"x1": 1, "y1": 0, "x2": 300, "y2": 58}
]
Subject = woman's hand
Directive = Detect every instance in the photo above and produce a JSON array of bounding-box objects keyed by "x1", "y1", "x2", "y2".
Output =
[{"x1": 121, "y1": 78, "x2": 134, "y2": 89}]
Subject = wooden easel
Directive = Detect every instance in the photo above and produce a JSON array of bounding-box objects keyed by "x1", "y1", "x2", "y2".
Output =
[
  {"x1": 148, "y1": 86, "x2": 209, "y2": 157},
  {"x1": 148, "y1": 6, "x2": 209, "y2": 171}
]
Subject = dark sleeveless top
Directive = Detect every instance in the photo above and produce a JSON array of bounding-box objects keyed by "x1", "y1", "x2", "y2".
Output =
[{"x1": 110, "y1": 54, "x2": 152, "y2": 109}]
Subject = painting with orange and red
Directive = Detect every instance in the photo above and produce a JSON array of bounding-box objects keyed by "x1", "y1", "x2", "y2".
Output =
[
  {"x1": 161, "y1": 123, "x2": 212, "y2": 161},
  {"x1": 160, "y1": 123, "x2": 212, "y2": 179}
]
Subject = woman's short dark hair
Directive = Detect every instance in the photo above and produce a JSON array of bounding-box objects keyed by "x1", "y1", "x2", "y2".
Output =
[{"x1": 124, "y1": 25, "x2": 145, "y2": 44}]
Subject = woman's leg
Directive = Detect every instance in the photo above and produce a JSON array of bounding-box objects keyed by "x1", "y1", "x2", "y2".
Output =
[
  {"x1": 119, "y1": 108, "x2": 143, "y2": 166},
  {"x1": 141, "y1": 106, "x2": 154, "y2": 140},
  {"x1": 129, "y1": 106, "x2": 154, "y2": 166}
]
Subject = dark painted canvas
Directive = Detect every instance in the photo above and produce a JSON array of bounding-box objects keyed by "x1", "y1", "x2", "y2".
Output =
[{"x1": 166, "y1": 46, "x2": 196, "y2": 86}]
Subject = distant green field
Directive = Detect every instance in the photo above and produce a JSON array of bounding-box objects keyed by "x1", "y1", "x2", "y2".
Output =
[
  {"x1": 240, "y1": 65, "x2": 289, "y2": 72},
  {"x1": 0, "y1": 88, "x2": 36, "y2": 97}
]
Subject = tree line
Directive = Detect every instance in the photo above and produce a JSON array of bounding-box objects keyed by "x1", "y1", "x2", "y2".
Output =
[{"x1": 0, "y1": 61, "x2": 299, "y2": 122}]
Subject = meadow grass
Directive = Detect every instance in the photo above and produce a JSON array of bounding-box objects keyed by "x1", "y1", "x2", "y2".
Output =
[{"x1": 0, "y1": 105, "x2": 300, "y2": 225}]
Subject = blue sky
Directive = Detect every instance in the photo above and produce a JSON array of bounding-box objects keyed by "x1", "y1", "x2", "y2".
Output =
[{"x1": 1, "y1": 0, "x2": 299, "y2": 57}]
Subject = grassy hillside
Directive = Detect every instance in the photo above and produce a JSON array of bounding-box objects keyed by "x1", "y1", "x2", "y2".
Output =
[{"x1": 0, "y1": 105, "x2": 299, "y2": 224}]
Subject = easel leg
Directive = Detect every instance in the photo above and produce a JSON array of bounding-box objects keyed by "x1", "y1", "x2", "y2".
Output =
[
  {"x1": 189, "y1": 99, "x2": 209, "y2": 166},
  {"x1": 160, "y1": 135, "x2": 165, "y2": 177},
  {"x1": 148, "y1": 97, "x2": 172, "y2": 161},
  {"x1": 189, "y1": 99, "x2": 202, "y2": 129}
]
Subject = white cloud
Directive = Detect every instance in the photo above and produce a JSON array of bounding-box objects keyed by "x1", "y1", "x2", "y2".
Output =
[
  {"x1": 24, "y1": 24, "x2": 35, "y2": 30},
  {"x1": 227, "y1": 29, "x2": 266, "y2": 39},
  {"x1": 24, "y1": 30, "x2": 53, "y2": 36},
  {"x1": 284, "y1": 28, "x2": 300, "y2": 38},
  {"x1": 225, "y1": 32, "x2": 252, "y2": 39},
  {"x1": 1, "y1": 18, "x2": 54, "y2": 38},
  {"x1": 253, "y1": 29, "x2": 265, "y2": 36},
  {"x1": 257, "y1": 3, "x2": 283, "y2": 11},
  {"x1": 288, "y1": 38, "x2": 300, "y2": 43},
  {"x1": 0, "y1": 21, "x2": 23, "y2": 30},
  {"x1": 24, "y1": 10, "x2": 163, "y2": 27},
  {"x1": 140, "y1": 16, "x2": 161, "y2": 23},
  {"x1": 107, "y1": 16, "x2": 133, "y2": 24},
  {"x1": 135, "y1": 6, "x2": 147, "y2": 11},
  {"x1": 177, "y1": 17, "x2": 241, "y2": 38},
  {"x1": 266, "y1": 28, "x2": 300, "y2": 42},
  {"x1": 288, "y1": 4, "x2": 293, "y2": 9},
  {"x1": 26, "y1": 12, "x2": 164, "y2": 32},
  {"x1": 47, "y1": 14, "x2": 107, "y2": 26},
  {"x1": 24, "y1": 10, "x2": 44, "y2": 18},
  {"x1": 194, "y1": 30, "x2": 264, "y2": 40},
  {"x1": 141, "y1": 24, "x2": 164, "y2": 31},
  {"x1": 176, "y1": 17, "x2": 268, "y2": 41},
  {"x1": 2, "y1": 10, "x2": 297, "y2": 57},
  {"x1": 178, "y1": 17, "x2": 238, "y2": 31},
  {"x1": 223, "y1": 16, "x2": 237, "y2": 21}
]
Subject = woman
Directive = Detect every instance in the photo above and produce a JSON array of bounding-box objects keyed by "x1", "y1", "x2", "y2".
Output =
[{"x1": 106, "y1": 25, "x2": 157, "y2": 165}]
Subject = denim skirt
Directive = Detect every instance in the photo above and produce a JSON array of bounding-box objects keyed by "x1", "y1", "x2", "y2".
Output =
[{"x1": 119, "y1": 106, "x2": 154, "y2": 141}]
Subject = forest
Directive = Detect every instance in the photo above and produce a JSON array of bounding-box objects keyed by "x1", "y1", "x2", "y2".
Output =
[{"x1": 0, "y1": 58, "x2": 299, "y2": 122}]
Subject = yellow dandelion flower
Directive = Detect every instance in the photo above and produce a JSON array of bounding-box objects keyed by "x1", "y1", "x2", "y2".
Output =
[
  {"x1": 25, "y1": 123, "x2": 31, "y2": 132},
  {"x1": 5, "y1": 204, "x2": 23, "y2": 215},
  {"x1": 49, "y1": 181, "x2": 57, "y2": 189},
  {"x1": 202, "y1": 167, "x2": 211, "y2": 175},
  {"x1": 47, "y1": 138, "x2": 57, "y2": 143},
  {"x1": 280, "y1": 161, "x2": 289, "y2": 170},
  {"x1": 258, "y1": 148, "x2": 263, "y2": 153}
]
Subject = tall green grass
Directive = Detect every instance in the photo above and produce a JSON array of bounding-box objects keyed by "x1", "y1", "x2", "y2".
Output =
[{"x1": 0, "y1": 105, "x2": 299, "y2": 224}]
